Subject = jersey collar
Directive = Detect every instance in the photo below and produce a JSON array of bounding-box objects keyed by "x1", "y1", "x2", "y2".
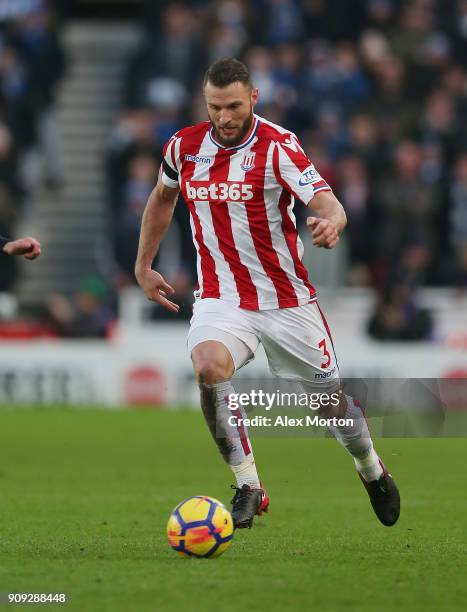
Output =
[{"x1": 209, "y1": 115, "x2": 260, "y2": 151}]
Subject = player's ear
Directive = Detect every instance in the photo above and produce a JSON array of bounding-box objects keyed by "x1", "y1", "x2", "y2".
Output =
[{"x1": 251, "y1": 87, "x2": 259, "y2": 107}]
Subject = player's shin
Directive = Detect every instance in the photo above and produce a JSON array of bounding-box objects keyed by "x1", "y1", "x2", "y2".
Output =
[
  {"x1": 199, "y1": 380, "x2": 261, "y2": 488},
  {"x1": 326, "y1": 395, "x2": 383, "y2": 483}
]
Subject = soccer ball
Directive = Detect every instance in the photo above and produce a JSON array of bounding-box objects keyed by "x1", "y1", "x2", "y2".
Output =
[{"x1": 167, "y1": 496, "x2": 234, "y2": 558}]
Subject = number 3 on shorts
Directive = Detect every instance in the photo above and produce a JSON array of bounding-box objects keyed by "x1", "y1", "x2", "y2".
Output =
[{"x1": 318, "y1": 338, "x2": 331, "y2": 369}]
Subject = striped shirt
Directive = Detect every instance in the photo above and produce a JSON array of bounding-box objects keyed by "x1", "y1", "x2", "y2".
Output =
[{"x1": 161, "y1": 114, "x2": 332, "y2": 310}]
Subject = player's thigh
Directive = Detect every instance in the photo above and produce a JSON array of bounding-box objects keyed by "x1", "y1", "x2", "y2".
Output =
[
  {"x1": 190, "y1": 338, "x2": 235, "y2": 383},
  {"x1": 190, "y1": 330, "x2": 255, "y2": 382},
  {"x1": 259, "y1": 301, "x2": 339, "y2": 384},
  {"x1": 188, "y1": 299, "x2": 260, "y2": 376}
]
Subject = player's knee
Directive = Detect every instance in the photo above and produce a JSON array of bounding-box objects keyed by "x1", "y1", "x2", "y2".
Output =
[
  {"x1": 192, "y1": 355, "x2": 231, "y2": 385},
  {"x1": 192, "y1": 341, "x2": 234, "y2": 385},
  {"x1": 195, "y1": 359, "x2": 230, "y2": 385}
]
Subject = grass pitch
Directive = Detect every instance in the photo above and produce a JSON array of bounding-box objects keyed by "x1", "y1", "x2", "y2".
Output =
[{"x1": 0, "y1": 408, "x2": 466, "y2": 612}]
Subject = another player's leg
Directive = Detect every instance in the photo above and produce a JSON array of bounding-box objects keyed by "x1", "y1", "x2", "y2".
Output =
[{"x1": 191, "y1": 336, "x2": 269, "y2": 528}]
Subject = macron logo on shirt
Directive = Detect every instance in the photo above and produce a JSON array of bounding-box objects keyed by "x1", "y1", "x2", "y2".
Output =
[{"x1": 185, "y1": 153, "x2": 212, "y2": 164}]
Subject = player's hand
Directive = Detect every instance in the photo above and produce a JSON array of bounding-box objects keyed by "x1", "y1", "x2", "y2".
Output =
[
  {"x1": 3, "y1": 237, "x2": 42, "y2": 259},
  {"x1": 135, "y1": 268, "x2": 180, "y2": 313},
  {"x1": 307, "y1": 217, "x2": 340, "y2": 249}
]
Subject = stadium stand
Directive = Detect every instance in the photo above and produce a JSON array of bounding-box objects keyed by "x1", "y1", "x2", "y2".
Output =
[
  {"x1": 107, "y1": 0, "x2": 467, "y2": 337},
  {"x1": 1, "y1": 0, "x2": 467, "y2": 338}
]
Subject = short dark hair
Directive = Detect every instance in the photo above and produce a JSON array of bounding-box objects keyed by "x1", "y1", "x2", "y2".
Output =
[{"x1": 203, "y1": 57, "x2": 252, "y2": 89}]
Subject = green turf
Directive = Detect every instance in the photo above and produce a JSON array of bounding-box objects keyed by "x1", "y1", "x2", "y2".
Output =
[{"x1": 0, "y1": 408, "x2": 466, "y2": 612}]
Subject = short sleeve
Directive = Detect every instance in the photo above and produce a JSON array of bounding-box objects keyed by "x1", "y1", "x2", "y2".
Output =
[{"x1": 273, "y1": 133, "x2": 332, "y2": 204}]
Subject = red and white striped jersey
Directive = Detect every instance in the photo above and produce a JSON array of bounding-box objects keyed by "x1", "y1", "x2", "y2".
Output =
[{"x1": 161, "y1": 114, "x2": 332, "y2": 310}]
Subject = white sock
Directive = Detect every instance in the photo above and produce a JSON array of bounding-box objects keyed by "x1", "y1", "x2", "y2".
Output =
[
  {"x1": 353, "y1": 446, "x2": 383, "y2": 482},
  {"x1": 200, "y1": 381, "x2": 261, "y2": 488},
  {"x1": 230, "y1": 455, "x2": 261, "y2": 489},
  {"x1": 328, "y1": 395, "x2": 383, "y2": 482}
]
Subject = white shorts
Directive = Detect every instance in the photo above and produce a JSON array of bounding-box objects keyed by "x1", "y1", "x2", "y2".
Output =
[{"x1": 187, "y1": 298, "x2": 339, "y2": 384}]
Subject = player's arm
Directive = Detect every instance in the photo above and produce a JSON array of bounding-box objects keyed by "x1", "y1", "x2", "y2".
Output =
[
  {"x1": 1, "y1": 235, "x2": 41, "y2": 259},
  {"x1": 134, "y1": 178, "x2": 180, "y2": 313},
  {"x1": 306, "y1": 190, "x2": 347, "y2": 249},
  {"x1": 273, "y1": 136, "x2": 346, "y2": 250}
]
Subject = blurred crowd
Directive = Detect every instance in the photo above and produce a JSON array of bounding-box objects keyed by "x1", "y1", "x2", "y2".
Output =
[
  {"x1": 0, "y1": 0, "x2": 66, "y2": 290},
  {"x1": 107, "y1": 0, "x2": 467, "y2": 338},
  {"x1": 0, "y1": 0, "x2": 466, "y2": 340}
]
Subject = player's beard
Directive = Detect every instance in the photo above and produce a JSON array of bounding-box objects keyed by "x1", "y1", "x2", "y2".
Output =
[{"x1": 211, "y1": 105, "x2": 254, "y2": 147}]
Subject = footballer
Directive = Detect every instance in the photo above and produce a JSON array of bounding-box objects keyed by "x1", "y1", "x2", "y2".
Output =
[{"x1": 135, "y1": 58, "x2": 400, "y2": 529}]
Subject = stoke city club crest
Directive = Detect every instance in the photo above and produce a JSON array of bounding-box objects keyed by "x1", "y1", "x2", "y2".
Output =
[{"x1": 240, "y1": 152, "x2": 256, "y2": 172}]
